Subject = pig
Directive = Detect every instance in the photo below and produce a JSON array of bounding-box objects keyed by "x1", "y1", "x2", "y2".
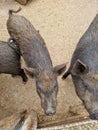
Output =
[
  {"x1": 15, "y1": 0, "x2": 29, "y2": 5},
  {"x1": 0, "y1": 39, "x2": 28, "y2": 82},
  {"x1": 7, "y1": 8, "x2": 66, "y2": 115},
  {"x1": 62, "y1": 14, "x2": 98, "y2": 120},
  {"x1": 0, "y1": 110, "x2": 37, "y2": 130}
]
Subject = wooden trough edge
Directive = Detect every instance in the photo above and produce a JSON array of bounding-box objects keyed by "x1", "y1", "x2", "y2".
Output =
[
  {"x1": 38, "y1": 118, "x2": 98, "y2": 130},
  {"x1": 38, "y1": 114, "x2": 89, "y2": 128}
]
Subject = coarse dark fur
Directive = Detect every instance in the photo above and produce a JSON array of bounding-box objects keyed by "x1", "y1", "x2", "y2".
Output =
[
  {"x1": 0, "y1": 39, "x2": 27, "y2": 82},
  {"x1": 62, "y1": 14, "x2": 98, "y2": 120},
  {"x1": 7, "y1": 8, "x2": 66, "y2": 115}
]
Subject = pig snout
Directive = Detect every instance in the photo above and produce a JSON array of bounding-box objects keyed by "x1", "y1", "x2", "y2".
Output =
[
  {"x1": 42, "y1": 97, "x2": 56, "y2": 116},
  {"x1": 45, "y1": 102, "x2": 56, "y2": 116},
  {"x1": 36, "y1": 80, "x2": 58, "y2": 116},
  {"x1": 45, "y1": 107, "x2": 56, "y2": 116}
]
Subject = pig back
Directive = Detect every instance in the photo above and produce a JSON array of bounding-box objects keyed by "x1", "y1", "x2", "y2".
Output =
[
  {"x1": 19, "y1": 35, "x2": 53, "y2": 71},
  {"x1": 71, "y1": 14, "x2": 98, "y2": 71},
  {"x1": 0, "y1": 41, "x2": 21, "y2": 74},
  {"x1": 7, "y1": 15, "x2": 38, "y2": 40},
  {"x1": 7, "y1": 15, "x2": 53, "y2": 70}
]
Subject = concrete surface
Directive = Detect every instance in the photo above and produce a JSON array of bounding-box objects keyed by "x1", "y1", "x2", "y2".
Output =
[{"x1": 0, "y1": 0, "x2": 97, "y2": 128}]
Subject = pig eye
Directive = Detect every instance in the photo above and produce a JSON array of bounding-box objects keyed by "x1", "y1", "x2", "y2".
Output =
[
  {"x1": 54, "y1": 82, "x2": 58, "y2": 90},
  {"x1": 82, "y1": 82, "x2": 88, "y2": 89},
  {"x1": 36, "y1": 82, "x2": 42, "y2": 92},
  {"x1": 36, "y1": 84, "x2": 45, "y2": 94},
  {"x1": 54, "y1": 84, "x2": 57, "y2": 89},
  {"x1": 36, "y1": 85, "x2": 42, "y2": 93},
  {"x1": 52, "y1": 84, "x2": 58, "y2": 94}
]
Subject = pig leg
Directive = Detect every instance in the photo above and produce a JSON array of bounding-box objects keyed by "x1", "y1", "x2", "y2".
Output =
[
  {"x1": 62, "y1": 70, "x2": 70, "y2": 79},
  {"x1": 19, "y1": 69, "x2": 28, "y2": 82},
  {"x1": 11, "y1": 69, "x2": 28, "y2": 83}
]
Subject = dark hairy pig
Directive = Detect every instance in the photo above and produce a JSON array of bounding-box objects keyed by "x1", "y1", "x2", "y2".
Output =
[
  {"x1": 62, "y1": 14, "x2": 98, "y2": 120},
  {"x1": 7, "y1": 8, "x2": 66, "y2": 115},
  {"x1": 0, "y1": 39, "x2": 27, "y2": 82}
]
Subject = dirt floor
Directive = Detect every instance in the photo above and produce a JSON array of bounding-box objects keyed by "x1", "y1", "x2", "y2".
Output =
[{"x1": 0, "y1": 0, "x2": 97, "y2": 129}]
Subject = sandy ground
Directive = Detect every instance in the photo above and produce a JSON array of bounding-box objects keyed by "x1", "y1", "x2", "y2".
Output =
[{"x1": 0, "y1": 0, "x2": 97, "y2": 128}]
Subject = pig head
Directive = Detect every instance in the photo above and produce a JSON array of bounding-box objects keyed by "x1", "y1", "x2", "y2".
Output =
[
  {"x1": 25, "y1": 64, "x2": 66, "y2": 116},
  {"x1": 71, "y1": 59, "x2": 98, "y2": 120},
  {"x1": 62, "y1": 14, "x2": 98, "y2": 120}
]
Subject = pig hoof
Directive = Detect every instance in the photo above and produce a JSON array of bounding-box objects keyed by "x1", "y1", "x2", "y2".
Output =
[
  {"x1": 62, "y1": 71, "x2": 70, "y2": 80},
  {"x1": 22, "y1": 76, "x2": 28, "y2": 83},
  {"x1": 20, "y1": 69, "x2": 28, "y2": 83}
]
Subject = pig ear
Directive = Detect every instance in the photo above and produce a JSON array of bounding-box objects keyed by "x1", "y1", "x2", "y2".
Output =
[
  {"x1": 71, "y1": 59, "x2": 89, "y2": 75},
  {"x1": 24, "y1": 67, "x2": 39, "y2": 78},
  {"x1": 53, "y1": 63, "x2": 67, "y2": 76}
]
